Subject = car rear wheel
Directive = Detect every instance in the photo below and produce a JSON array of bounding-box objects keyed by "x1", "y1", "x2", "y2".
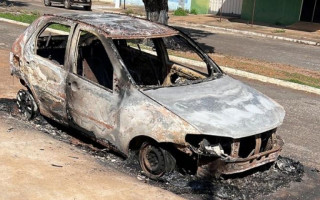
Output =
[
  {"x1": 84, "y1": 5, "x2": 91, "y2": 11},
  {"x1": 16, "y1": 89, "x2": 38, "y2": 120},
  {"x1": 139, "y1": 141, "x2": 176, "y2": 179},
  {"x1": 44, "y1": 0, "x2": 51, "y2": 6},
  {"x1": 64, "y1": 0, "x2": 71, "y2": 9}
]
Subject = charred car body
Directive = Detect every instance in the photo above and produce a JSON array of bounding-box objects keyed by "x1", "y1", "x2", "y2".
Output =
[{"x1": 10, "y1": 13, "x2": 285, "y2": 179}]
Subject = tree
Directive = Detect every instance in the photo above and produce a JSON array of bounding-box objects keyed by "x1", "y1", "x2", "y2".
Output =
[{"x1": 142, "y1": 0, "x2": 169, "y2": 25}]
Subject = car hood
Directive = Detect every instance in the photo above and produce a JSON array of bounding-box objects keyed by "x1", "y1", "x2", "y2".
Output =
[{"x1": 142, "y1": 75, "x2": 285, "y2": 139}]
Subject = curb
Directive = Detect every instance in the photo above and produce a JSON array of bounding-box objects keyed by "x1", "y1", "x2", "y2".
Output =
[
  {"x1": 0, "y1": 17, "x2": 29, "y2": 27},
  {"x1": 1, "y1": 16, "x2": 319, "y2": 95},
  {"x1": 169, "y1": 55, "x2": 320, "y2": 96},
  {"x1": 221, "y1": 66, "x2": 320, "y2": 95},
  {"x1": 67, "y1": 7, "x2": 320, "y2": 47},
  {"x1": 0, "y1": 17, "x2": 68, "y2": 34},
  {"x1": 172, "y1": 22, "x2": 320, "y2": 47}
]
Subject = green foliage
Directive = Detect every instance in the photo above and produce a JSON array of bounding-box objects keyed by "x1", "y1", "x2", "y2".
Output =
[
  {"x1": 190, "y1": 8, "x2": 198, "y2": 15},
  {"x1": 286, "y1": 79, "x2": 320, "y2": 89},
  {"x1": 48, "y1": 24, "x2": 71, "y2": 32},
  {"x1": 272, "y1": 29, "x2": 286, "y2": 33},
  {"x1": 0, "y1": 12, "x2": 39, "y2": 24},
  {"x1": 173, "y1": 8, "x2": 188, "y2": 16},
  {"x1": 0, "y1": 12, "x2": 69, "y2": 32}
]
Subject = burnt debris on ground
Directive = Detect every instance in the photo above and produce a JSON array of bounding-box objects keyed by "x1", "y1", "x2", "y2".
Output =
[{"x1": 0, "y1": 98, "x2": 305, "y2": 200}]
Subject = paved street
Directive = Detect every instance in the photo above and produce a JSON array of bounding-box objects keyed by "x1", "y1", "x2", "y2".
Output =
[
  {"x1": 3, "y1": 0, "x2": 320, "y2": 71},
  {"x1": 177, "y1": 26, "x2": 320, "y2": 71}
]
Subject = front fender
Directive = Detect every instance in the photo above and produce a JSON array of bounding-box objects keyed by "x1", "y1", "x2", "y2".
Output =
[{"x1": 118, "y1": 90, "x2": 201, "y2": 155}]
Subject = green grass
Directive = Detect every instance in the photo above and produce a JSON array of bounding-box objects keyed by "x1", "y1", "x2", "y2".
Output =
[
  {"x1": 286, "y1": 79, "x2": 320, "y2": 89},
  {"x1": 272, "y1": 29, "x2": 286, "y2": 33},
  {"x1": 0, "y1": 12, "x2": 70, "y2": 32},
  {"x1": 173, "y1": 8, "x2": 189, "y2": 16},
  {"x1": 284, "y1": 72, "x2": 320, "y2": 89},
  {"x1": 190, "y1": 9, "x2": 198, "y2": 15},
  {"x1": 47, "y1": 24, "x2": 71, "y2": 32},
  {"x1": 0, "y1": 12, "x2": 39, "y2": 24}
]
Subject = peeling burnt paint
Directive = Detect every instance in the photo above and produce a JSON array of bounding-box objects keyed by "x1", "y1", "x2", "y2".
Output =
[
  {"x1": 49, "y1": 13, "x2": 179, "y2": 39},
  {"x1": 10, "y1": 13, "x2": 285, "y2": 178}
]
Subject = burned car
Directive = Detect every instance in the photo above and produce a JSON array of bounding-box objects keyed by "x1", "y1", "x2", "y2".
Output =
[{"x1": 10, "y1": 13, "x2": 285, "y2": 179}]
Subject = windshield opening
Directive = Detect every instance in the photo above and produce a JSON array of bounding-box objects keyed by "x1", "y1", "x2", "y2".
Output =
[{"x1": 113, "y1": 34, "x2": 221, "y2": 88}]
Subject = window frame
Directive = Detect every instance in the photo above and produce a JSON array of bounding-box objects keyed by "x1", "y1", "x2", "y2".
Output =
[
  {"x1": 33, "y1": 19, "x2": 75, "y2": 70},
  {"x1": 70, "y1": 26, "x2": 115, "y2": 93},
  {"x1": 112, "y1": 33, "x2": 223, "y2": 90}
]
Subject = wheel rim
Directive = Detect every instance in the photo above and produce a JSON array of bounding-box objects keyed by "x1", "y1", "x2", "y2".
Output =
[
  {"x1": 64, "y1": 0, "x2": 69, "y2": 8},
  {"x1": 139, "y1": 143, "x2": 166, "y2": 178},
  {"x1": 16, "y1": 90, "x2": 36, "y2": 120}
]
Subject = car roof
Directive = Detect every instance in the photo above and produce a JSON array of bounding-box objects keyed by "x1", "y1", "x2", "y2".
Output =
[{"x1": 48, "y1": 13, "x2": 179, "y2": 39}]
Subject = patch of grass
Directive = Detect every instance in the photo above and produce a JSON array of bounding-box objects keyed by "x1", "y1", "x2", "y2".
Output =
[
  {"x1": 272, "y1": 29, "x2": 286, "y2": 33},
  {"x1": 0, "y1": 12, "x2": 39, "y2": 24},
  {"x1": 283, "y1": 72, "x2": 320, "y2": 88},
  {"x1": 48, "y1": 24, "x2": 71, "y2": 32},
  {"x1": 190, "y1": 9, "x2": 198, "y2": 15},
  {"x1": 286, "y1": 79, "x2": 320, "y2": 89},
  {"x1": 174, "y1": 8, "x2": 188, "y2": 16},
  {"x1": 0, "y1": 12, "x2": 70, "y2": 32}
]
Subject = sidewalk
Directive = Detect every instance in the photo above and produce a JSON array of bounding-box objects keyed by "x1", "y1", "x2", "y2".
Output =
[
  {"x1": 92, "y1": 3, "x2": 320, "y2": 46},
  {"x1": 169, "y1": 15, "x2": 320, "y2": 46}
]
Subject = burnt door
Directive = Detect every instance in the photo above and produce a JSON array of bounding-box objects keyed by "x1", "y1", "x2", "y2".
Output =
[
  {"x1": 26, "y1": 21, "x2": 73, "y2": 122},
  {"x1": 66, "y1": 27, "x2": 119, "y2": 141}
]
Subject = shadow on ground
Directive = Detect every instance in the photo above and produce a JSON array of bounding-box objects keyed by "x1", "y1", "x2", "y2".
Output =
[{"x1": 173, "y1": 26, "x2": 216, "y2": 54}]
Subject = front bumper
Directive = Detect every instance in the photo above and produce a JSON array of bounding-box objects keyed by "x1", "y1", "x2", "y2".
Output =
[
  {"x1": 72, "y1": 2, "x2": 91, "y2": 6},
  {"x1": 71, "y1": 0, "x2": 91, "y2": 6},
  {"x1": 197, "y1": 134, "x2": 284, "y2": 177}
]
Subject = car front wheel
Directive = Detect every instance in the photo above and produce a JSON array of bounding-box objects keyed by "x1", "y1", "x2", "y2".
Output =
[
  {"x1": 64, "y1": 0, "x2": 71, "y2": 9},
  {"x1": 16, "y1": 89, "x2": 39, "y2": 120},
  {"x1": 44, "y1": 0, "x2": 51, "y2": 6},
  {"x1": 139, "y1": 141, "x2": 176, "y2": 179}
]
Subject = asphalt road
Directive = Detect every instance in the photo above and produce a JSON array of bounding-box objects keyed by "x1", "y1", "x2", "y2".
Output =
[
  {"x1": 177, "y1": 26, "x2": 320, "y2": 71},
  {"x1": 3, "y1": 0, "x2": 320, "y2": 71}
]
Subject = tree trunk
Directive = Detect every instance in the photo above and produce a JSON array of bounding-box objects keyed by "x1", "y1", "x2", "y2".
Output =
[{"x1": 142, "y1": 0, "x2": 169, "y2": 25}]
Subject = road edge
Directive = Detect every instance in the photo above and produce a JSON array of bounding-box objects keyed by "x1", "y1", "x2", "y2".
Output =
[
  {"x1": 221, "y1": 66, "x2": 320, "y2": 95},
  {"x1": 1, "y1": 17, "x2": 319, "y2": 95},
  {"x1": 171, "y1": 22, "x2": 320, "y2": 47}
]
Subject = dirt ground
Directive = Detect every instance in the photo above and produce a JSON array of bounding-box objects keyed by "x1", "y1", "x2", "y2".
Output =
[
  {"x1": 0, "y1": 50, "x2": 23, "y2": 98},
  {"x1": 0, "y1": 116, "x2": 184, "y2": 200},
  {"x1": 0, "y1": 49, "x2": 183, "y2": 200}
]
